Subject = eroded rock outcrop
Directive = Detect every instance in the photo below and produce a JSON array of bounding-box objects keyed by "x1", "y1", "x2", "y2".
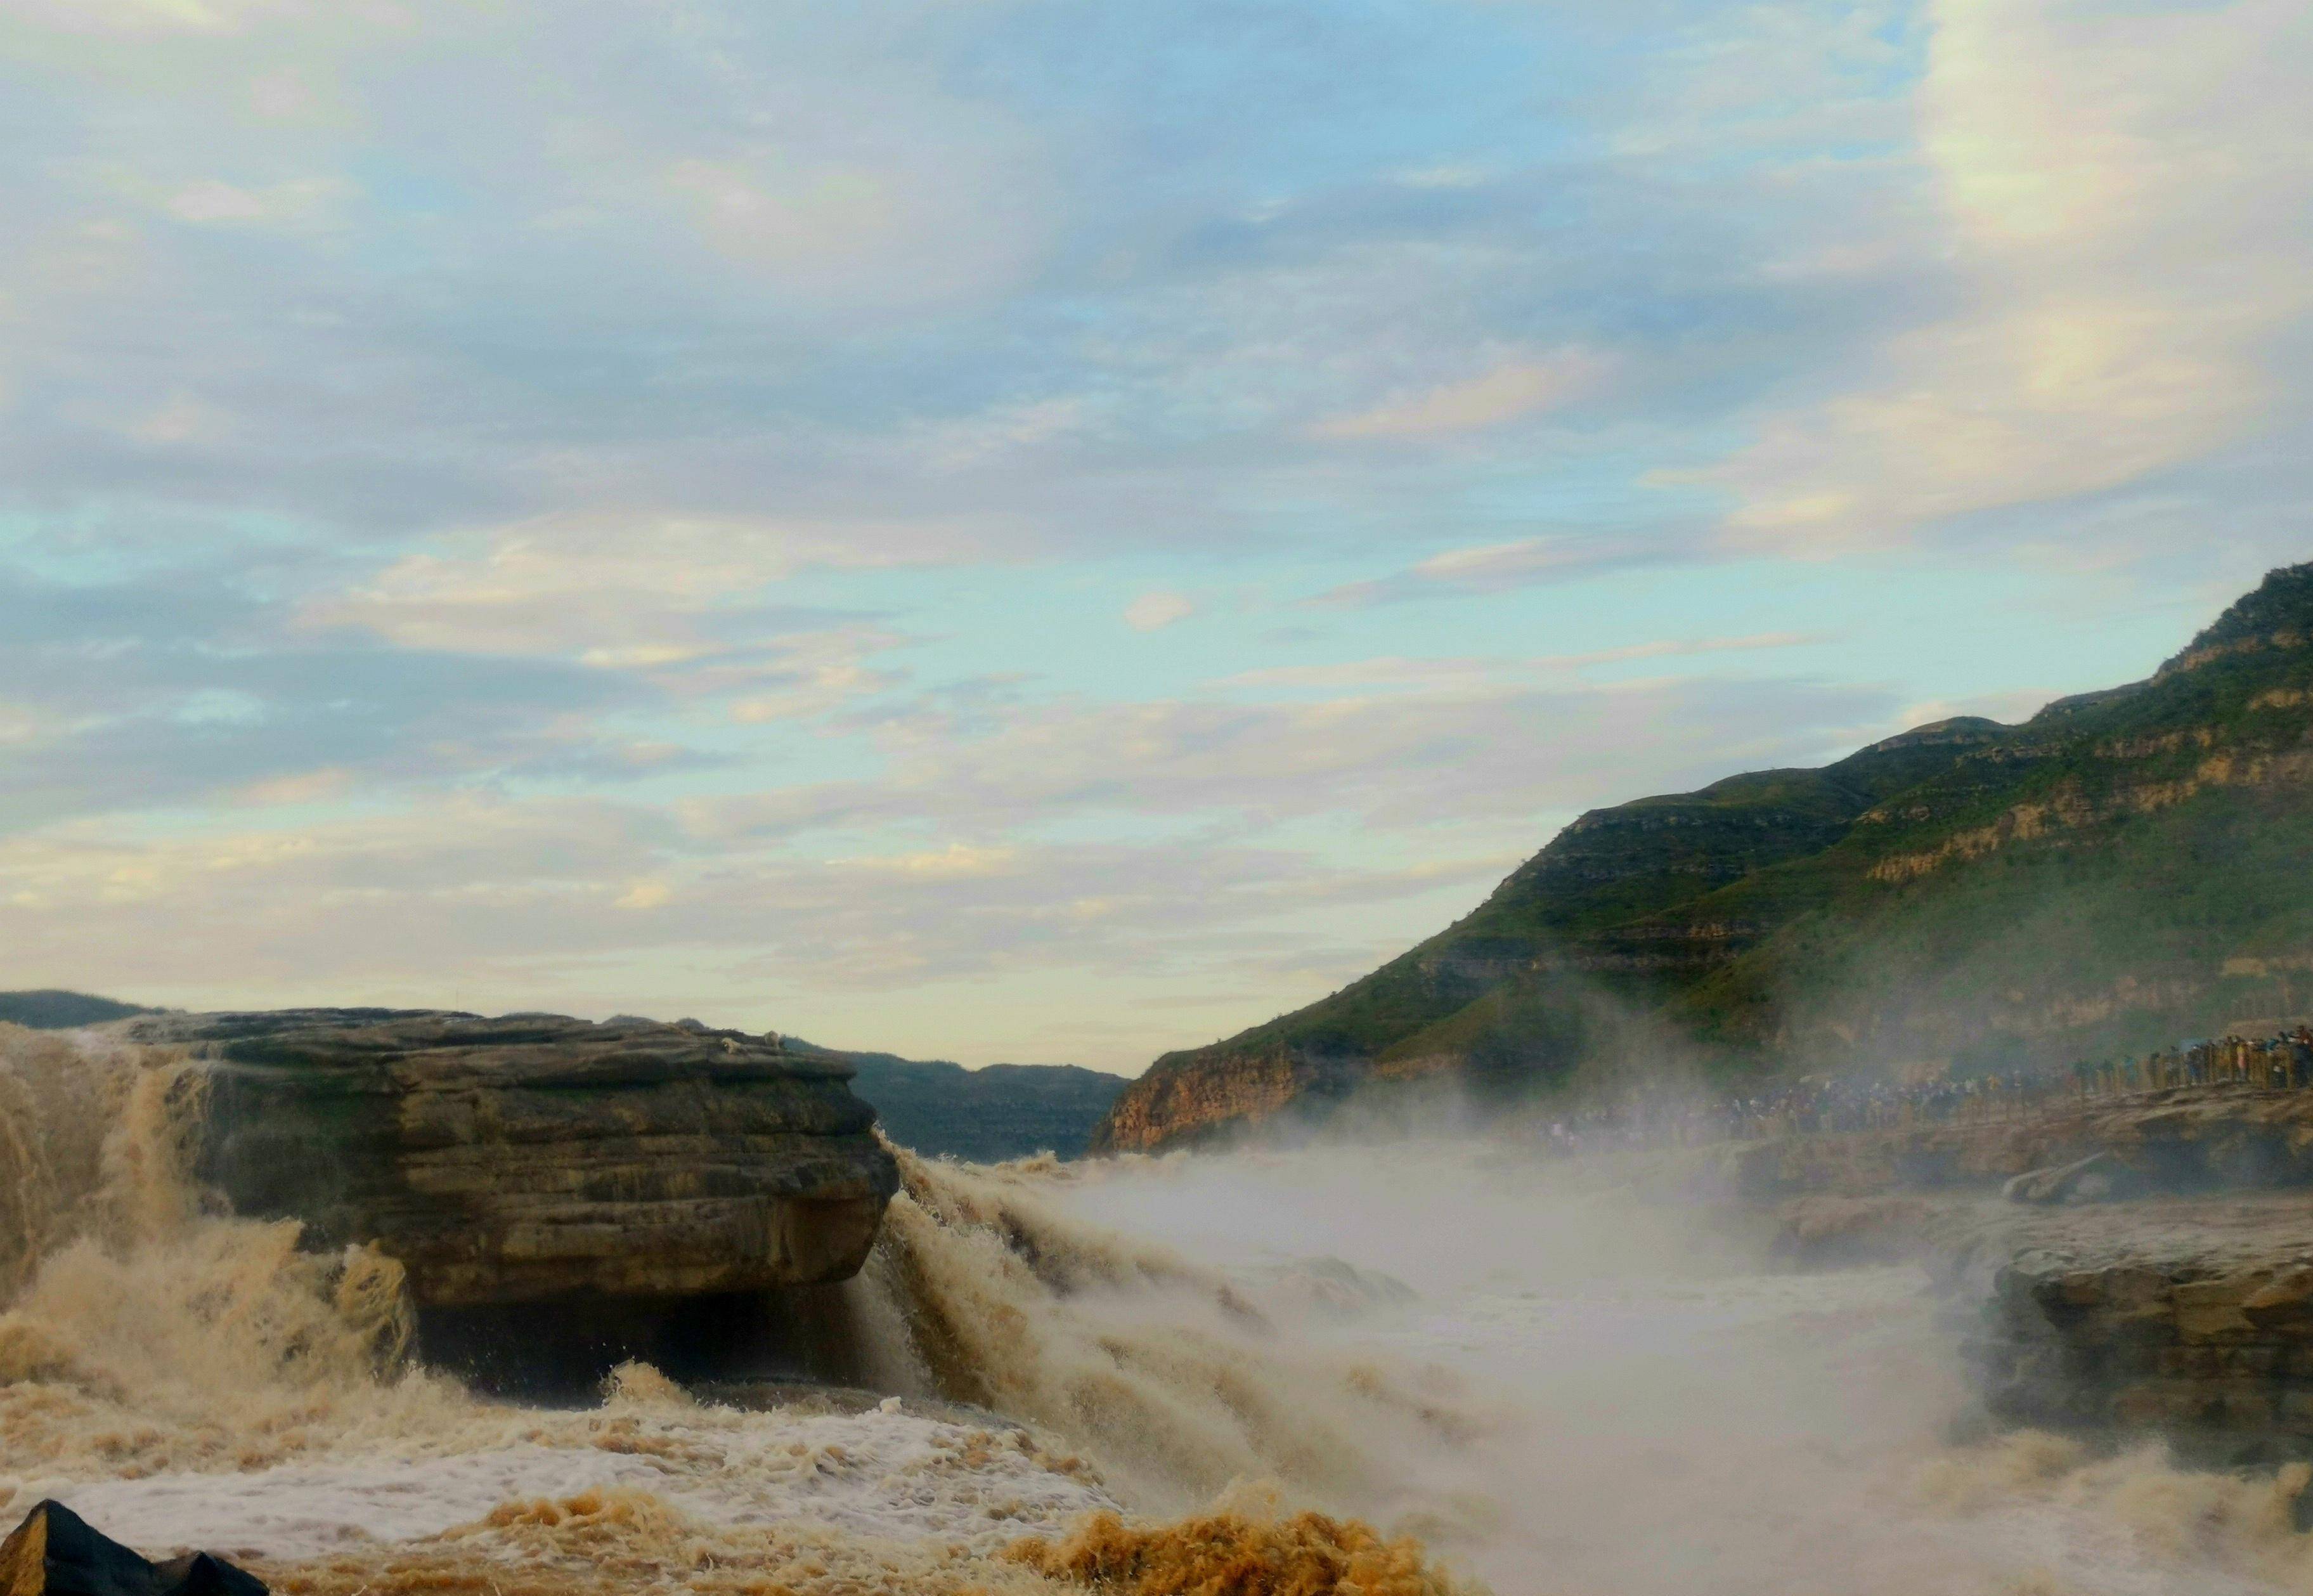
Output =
[
  {"x1": 120, "y1": 1009, "x2": 898, "y2": 1308},
  {"x1": 1089, "y1": 1048, "x2": 1358, "y2": 1155},
  {"x1": 1734, "y1": 1085, "x2": 2313, "y2": 1460},
  {"x1": 1730, "y1": 1086, "x2": 2313, "y2": 1203},
  {"x1": 1941, "y1": 1195, "x2": 2313, "y2": 1463}
]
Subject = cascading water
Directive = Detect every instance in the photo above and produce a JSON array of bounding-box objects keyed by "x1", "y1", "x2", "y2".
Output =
[{"x1": 7, "y1": 1020, "x2": 2313, "y2": 1595}]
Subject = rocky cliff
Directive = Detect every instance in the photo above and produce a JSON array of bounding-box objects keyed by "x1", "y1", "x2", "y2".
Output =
[
  {"x1": 124, "y1": 1008, "x2": 898, "y2": 1309},
  {"x1": 1095, "y1": 562, "x2": 2313, "y2": 1152}
]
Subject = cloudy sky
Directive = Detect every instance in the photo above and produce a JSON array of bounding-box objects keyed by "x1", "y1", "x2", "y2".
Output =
[{"x1": 2, "y1": 0, "x2": 2308, "y2": 1069}]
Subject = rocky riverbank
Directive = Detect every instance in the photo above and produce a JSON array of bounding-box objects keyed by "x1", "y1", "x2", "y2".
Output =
[
  {"x1": 1938, "y1": 1194, "x2": 2313, "y2": 1464},
  {"x1": 1733, "y1": 1085, "x2": 2313, "y2": 1202},
  {"x1": 1737, "y1": 1086, "x2": 2313, "y2": 1463}
]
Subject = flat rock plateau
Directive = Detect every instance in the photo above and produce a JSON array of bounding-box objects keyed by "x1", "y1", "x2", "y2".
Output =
[{"x1": 114, "y1": 1009, "x2": 898, "y2": 1380}]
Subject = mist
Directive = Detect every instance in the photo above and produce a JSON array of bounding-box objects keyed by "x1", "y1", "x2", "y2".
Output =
[
  {"x1": 10, "y1": 1022, "x2": 2313, "y2": 1593},
  {"x1": 1011, "y1": 1139, "x2": 2313, "y2": 1595}
]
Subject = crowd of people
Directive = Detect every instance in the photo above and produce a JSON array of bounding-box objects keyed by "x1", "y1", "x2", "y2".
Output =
[{"x1": 1539, "y1": 1026, "x2": 2313, "y2": 1151}]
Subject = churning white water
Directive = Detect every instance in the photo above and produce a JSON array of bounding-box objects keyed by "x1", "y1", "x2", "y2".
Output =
[
  {"x1": 4, "y1": 1023, "x2": 2312, "y2": 1595},
  {"x1": 1014, "y1": 1143, "x2": 2313, "y2": 1595}
]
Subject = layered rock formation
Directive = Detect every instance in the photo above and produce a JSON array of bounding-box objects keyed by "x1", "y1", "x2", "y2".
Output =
[
  {"x1": 124, "y1": 1009, "x2": 898, "y2": 1309},
  {"x1": 1732, "y1": 1086, "x2": 2313, "y2": 1202},
  {"x1": 1097, "y1": 562, "x2": 2313, "y2": 1153},
  {"x1": 1728, "y1": 1084, "x2": 2313, "y2": 1461},
  {"x1": 1943, "y1": 1195, "x2": 2313, "y2": 1464}
]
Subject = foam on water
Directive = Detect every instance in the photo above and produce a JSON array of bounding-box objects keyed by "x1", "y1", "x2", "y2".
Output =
[
  {"x1": 10, "y1": 1022, "x2": 2313, "y2": 1595},
  {"x1": 48, "y1": 1401, "x2": 1121, "y2": 1563},
  {"x1": 56, "y1": 1445, "x2": 671, "y2": 1561},
  {"x1": 1033, "y1": 1141, "x2": 2313, "y2": 1595}
]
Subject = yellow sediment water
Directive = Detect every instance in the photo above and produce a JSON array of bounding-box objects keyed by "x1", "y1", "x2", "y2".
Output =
[
  {"x1": 15, "y1": 1021, "x2": 2313, "y2": 1593},
  {"x1": 872, "y1": 1146, "x2": 1484, "y2": 1516},
  {"x1": 0, "y1": 1025, "x2": 1471, "y2": 1595},
  {"x1": 1001, "y1": 1482, "x2": 1480, "y2": 1596}
]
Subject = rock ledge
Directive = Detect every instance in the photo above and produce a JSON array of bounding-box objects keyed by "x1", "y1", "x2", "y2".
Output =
[{"x1": 122, "y1": 1009, "x2": 899, "y2": 1308}]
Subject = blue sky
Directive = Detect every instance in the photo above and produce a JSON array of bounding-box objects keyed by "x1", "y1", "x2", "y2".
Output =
[{"x1": 2, "y1": 0, "x2": 2308, "y2": 1069}]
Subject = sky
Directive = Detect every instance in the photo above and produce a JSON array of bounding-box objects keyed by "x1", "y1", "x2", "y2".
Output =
[{"x1": 2, "y1": 0, "x2": 2309, "y2": 1072}]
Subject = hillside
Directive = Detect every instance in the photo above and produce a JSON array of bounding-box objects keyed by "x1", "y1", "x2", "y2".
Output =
[
  {"x1": 0, "y1": 990, "x2": 152, "y2": 1028},
  {"x1": 791, "y1": 1044, "x2": 1127, "y2": 1161},
  {"x1": 1092, "y1": 563, "x2": 2313, "y2": 1152}
]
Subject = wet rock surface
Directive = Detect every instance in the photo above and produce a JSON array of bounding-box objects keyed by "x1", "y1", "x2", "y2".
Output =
[
  {"x1": 119, "y1": 1009, "x2": 898, "y2": 1309},
  {"x1": 1936, "y1": 1194, "x2": 2313, "y2": 1462},
  {"x1": 1740, "y1": 1089, "x2": 2313, "y2": 1460},
  {"x1": 1731, "y1": 1086, "x2": 2313, "y2": 1202},
  {"x1": 0, "y1": 1500, "x2": 266, "y2": 1596}
]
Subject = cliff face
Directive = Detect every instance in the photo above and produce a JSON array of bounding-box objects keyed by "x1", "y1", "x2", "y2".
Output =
[
  {"x1": 1948, "y1": 1195, "x2": 2313, "y2": 1461},
  {"x1": 126, "y1": 1008, "x2": 899, "y2": 1307},
  {"x1": 1094, "y1": 564, "x2": 2313, "y2": 1153}
]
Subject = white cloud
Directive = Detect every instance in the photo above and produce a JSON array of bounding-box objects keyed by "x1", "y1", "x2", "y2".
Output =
[
  {"x1": 919, "y1": 396, "x2": 1095, "y2": 471},
  {"x1": 235, "y1": 767, "x2": 353, "y2": 807},
  {"x1": 304, "y1": 514, "x2": 940, "y2": 658},
  {"x1": 0, "y1": 701, "x2": 51, "y2": 746},
  {"x1": 8, "y1": 0, "x2": 2299, "y2": 1070},
  {"x1": 1123, "y1": 590, "x2": 1195, "y2": 632},
  {"x1": 164, "y1": 176, "x2": 354, "y2": 228},
  {"x1": 1695, "y1": 0, "x2": 2313, "y2": 547},
  {"x1": 728, "y1": 661, "x2": 900, "y2": 725},
  {"x1": 664, "y1": 156, "x2": 902, "y2": 278},
  {"x1": 1312, "y1": 347, "x2": 1612, "y2": 441},
  {"x1": 834, "y1": 842, "x2": 1018, "y2": 879},
  {"x1": 1311, "y1": 534, "x2": 1673, "y2": 606},
  {"x1": 3, "y1": 0, "x2": 287, "y2": 34},
  {"x1": 600, "y1": 78, "x2": 1058, "y2": 312},
  {"x1": 1217, "y1": 635, "x2": 1824, "y2": 692},
  {"x1": 686, "y1": 668, "x2": 1892, "y2": 843},
  {"x1": 130, "y1": 393, "x2": 233, "y2": 444},
  {"x1": 248, "y1": 67, "x2": 324, "y2": 120},
  {"x1": 299, "y1": 517, "x2": 931, "y2": 726},
  {"x1": 0, "y1": 801, "x2": 1509, "y2": 1068}
]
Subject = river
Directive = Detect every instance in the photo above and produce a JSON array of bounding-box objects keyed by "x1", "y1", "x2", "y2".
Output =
[{"x1": 2, "y1": 1027, "x2": 2307, "y2": 1595}]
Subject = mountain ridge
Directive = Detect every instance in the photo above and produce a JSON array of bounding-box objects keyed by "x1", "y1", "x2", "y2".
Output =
[
  {"x1": 1092, "y1": 563, "x2": 2313, "y2": 1153},
  {"x1": 0, "y1": 990, "x2": 153, "y2": 1029},
  {"x1": 787, "y1": 1042, "x2": 1128, "y2": 1161}
]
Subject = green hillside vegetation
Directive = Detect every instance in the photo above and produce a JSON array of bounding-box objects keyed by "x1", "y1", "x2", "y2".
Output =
[
  {"x1": 792, "y1": 1042, "x2": 1127, "y2": 1162},
  {"x1": 1096, "y1": 564, "x2": 2313, "y2": 1149},
  {"x1": 0, "y1": 990, "x2": 152, "y2": 1029}
]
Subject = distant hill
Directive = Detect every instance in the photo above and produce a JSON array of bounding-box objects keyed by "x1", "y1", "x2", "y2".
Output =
[
  {"x1": 0, "y1": 989, "x2": 1121, "y2": 1163},
  {"x1": 0, "y1": 990, "x2": 152, "y2": 1029},
  {"x1": 793, "y1": 1044, "x2": 1128, "y2": 1162},
  {"x1": 1094, "y1": 562, "x2": 2313, "y2": 1153}
]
